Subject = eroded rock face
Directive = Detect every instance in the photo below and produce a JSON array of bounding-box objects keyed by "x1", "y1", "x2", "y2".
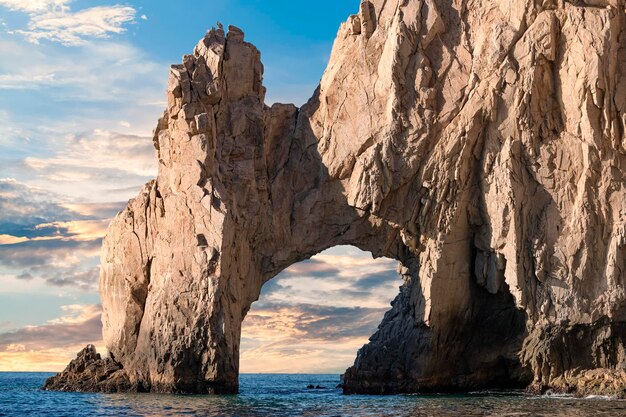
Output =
[{"x1": 45, "y1": 0, "x2": 626, "y2": 396}]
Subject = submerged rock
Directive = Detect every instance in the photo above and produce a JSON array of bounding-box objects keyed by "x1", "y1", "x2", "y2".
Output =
[{"x1": 46, "y1": 0, "x2": 625, "y2": 396}]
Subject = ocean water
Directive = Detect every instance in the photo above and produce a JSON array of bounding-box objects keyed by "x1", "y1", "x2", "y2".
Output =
[{"x1": 0, "y1": 373, "x2": 625, "y2": 416}]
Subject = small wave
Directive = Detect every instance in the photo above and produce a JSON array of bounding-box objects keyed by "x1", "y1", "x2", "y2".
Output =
[
  {"x1": 584, "y1": 395, "x2": 618, "y2": 401},
  {"x1": 539, "y1": 393, "x2": 575, "y2": 399},
  {"x1": 466, "y1": 390, "x2": 526, "y2": 396}
]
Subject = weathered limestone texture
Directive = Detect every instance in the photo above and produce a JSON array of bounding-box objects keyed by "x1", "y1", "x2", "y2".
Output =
[{"x1": 45, "y1": 0, "x2": 626, "y2": 397}]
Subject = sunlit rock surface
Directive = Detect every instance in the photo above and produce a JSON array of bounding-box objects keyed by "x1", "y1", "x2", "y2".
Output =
[{"x1": 46, "y1": 0, "x2": 626, "y2": 397}]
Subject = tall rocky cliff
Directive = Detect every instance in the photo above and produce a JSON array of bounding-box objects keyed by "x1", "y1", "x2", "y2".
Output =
[{"x1": 45, "y1": 0, "x2": 626, "y2": 397}]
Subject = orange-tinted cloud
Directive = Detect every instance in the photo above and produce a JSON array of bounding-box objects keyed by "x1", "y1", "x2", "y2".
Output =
[
  {"x1": 0, "y1": 178, "x2": 122, "y2": 291},
  {"x1": 240, "y1": 246, "x2": 401, "y2": 373},
  {"x1": 0, "y1": 238, "x2": 101, "y2": 290},
  {"x1": 240, "y1": 303, "x2": 389, "y2": 373},
  {"x1": 34, "y1": 219, "x2": 110, "y2": 241},
  {"x1": 25, "y1": 129, "x2": 156, "y2": 179},
  {"x1": 0, "y1": 235, "x2": 29, "y2": 245},
  {"x1": 0, "y1": 304, "x2": 103, "y2": 372}
]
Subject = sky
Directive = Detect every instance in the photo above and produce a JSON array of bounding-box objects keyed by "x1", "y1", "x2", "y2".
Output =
[{"x1": 0, "y1": 0, "x2": 402, "y2": 374}]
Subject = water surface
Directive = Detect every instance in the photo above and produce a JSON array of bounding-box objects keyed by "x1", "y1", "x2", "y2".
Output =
[{"x1": 1, "y1": 373, "x2": 624, "y2": 416}]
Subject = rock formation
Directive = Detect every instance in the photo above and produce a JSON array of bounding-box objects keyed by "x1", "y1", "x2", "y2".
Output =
[
  {"x1": 43, "y1": 345, "x2": 131, "y2": 392},
  {"x1": 45, "y1": 0, "x2": 626, "y2": 397}
]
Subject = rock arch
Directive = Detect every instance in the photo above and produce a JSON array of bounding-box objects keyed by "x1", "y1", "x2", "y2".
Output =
[{"x1": 46, "y1": 0, "x2": 626, "y2": 396}]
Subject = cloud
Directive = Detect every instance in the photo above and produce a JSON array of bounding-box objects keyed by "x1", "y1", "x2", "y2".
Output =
[
  {"x1": 352, "y1": 270, "x2": 401, "y2": 291},
  {"x1": 0, "y1": 31, "x2": 164, "y2": 205},
  {"x1": 0, "y1": 321, "x2": 14, "y2": 332},
  {"x1": 0, "y1": 178, "x2": 120, "y2": 292},
  {"x1": 0, "y1": 178, "x2": 84, "y2": 238},
  {"x1": 260, "y1": 249, "x2": 400, "y2": 309},
  {"x1": 0, "y1": 183, "x2": 103, "y2": 291},
  {"x1": 25, "y1": 129, "x2": 156, "y2": 179},
  {"x1": 0, "y1": 72, "x2": 56, "y2": 89},
  {"x1": 279, "y1": 258, "x2": 343, "y2": 279},
  {"x1": 45, "y1": 266, "x2": 100, "y2": 290},
  {"x1": 49, "y1": 304, "x2": 101, "y2": 325},
  {"x1": 0, "y1": 304, "x2": 103, "y2": 372},
  {"x1": 240, "y1": 302, "x2": 390, "y2": 373},
  {"x1": 0, "y1": 238, "x2": 101, "y2": 290},
  {"x1": 0, "y1": 304, "x2": 101, "y2": 350},
  {"x1": 0, "y1": 235, "x2": 30, "y2": 245},
  {"x1": 18, "y1": 6, "x2": 136, "y2": 46},
  {"x1": 0, "y1": 0, "x2": 70, "y2": 13},
  {"x1": 0, "y1": 0, "x2": 136, "y2": 46},
  {"x1": 0, "y1": 178, "x2": 121, "y2": 240},
  {"x1": 0, "y1": 38, "x2": 166, "y2": 104},
  {"x1": 243, "y1": 303, "x2": 388, "y2": 343},
  {"x1": 18, "y1": 129, "x2": 156, "y2": 203},
  {"x1": 35, "y1": 219, "x2": 110, "y2": 241},
  {"x1": 60, "y1": 202, "x2": 125, "y2": 218},
  {"x1": 16, "y1": 272, "x2": 34, "y2": 280},
  {"x1": 0, "y1": 237, "x2": 100, "y2": 263},
  {"x1": 241, "y1": 246, "x2": 402, "y2": 373}
]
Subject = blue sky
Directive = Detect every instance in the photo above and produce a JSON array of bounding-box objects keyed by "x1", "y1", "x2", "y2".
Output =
[{"x1": 0, "y1": 0, "x2": 400, "y2": 373}]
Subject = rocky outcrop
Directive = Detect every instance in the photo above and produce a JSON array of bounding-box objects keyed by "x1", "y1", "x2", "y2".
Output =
[
  {"x1": 46, "y1": 0, "x2": 626, "y2": 396},
  {"x1": 528, "y1": 368, "x2": 626, "y2": 398},
  {"x1": 43, "y1": 345, "x2": 131, "y2": 392}
]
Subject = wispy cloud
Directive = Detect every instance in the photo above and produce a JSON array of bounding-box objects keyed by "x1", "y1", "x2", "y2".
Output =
[
  {"x1": 0, "y1": 178, "x2": 122, "y2": 239},
  {"x1": 240, "y1": 303, "x2": 390, "y2": 373},
  {"x1": 18, "y1": 129, "x2": 156, "y2": 202},
  {"x1": 0, "y1": 178, "x2": 114, "y2": 291},
  {"x1": 243, "y1": 303, "x2": 388, "y2": 343},
  {"x1": 0, "y1": 36, "x2": 163, "y2": 203},
  {"x1": 0, "y1": 235, "x2": 30, "y2": 245},
  {"x1": 0, "y1": 73, "x2": 57, "y2": 89},
  {"x1": 0, "y1": 38, "x2": 165, "y2": 105},
  {"x1": 0, "y1": 303, "x2": 103, "y2": 371},
  {"x1": 25, "y1": 129, "x2": 156, "y2": 179},
  {"x1": 0, "y1": 304, "x2": 101, "y2": 351},
  {"x1": 59, "y1": 202, "x2": 125, "y2": 218},
  {"x1": 240, "y1": 247, "x2": 401, "y2": 373},
  {"x1": 260, "y1": 250, "x2": 400, "y2": 309},
  {"x1": 35, "y1": 219, "x2": 110, "y2": 241},
  {"x1": 0, "y1": 0, "x2": 137, "y2": 46},
  {"x1": 0, "y1": 178, "x2": 83, "y2": 238},
  {"x1": 0, "y1": 238, "x2": 102, "y2": 290},
  {"x1": 0, "y1": 0, "x2": 70, "y2": 13}
]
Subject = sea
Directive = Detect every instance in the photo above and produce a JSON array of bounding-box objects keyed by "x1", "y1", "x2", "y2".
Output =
[{"x1": 0, "y1": 373, "x2": 625, "y2": 416}]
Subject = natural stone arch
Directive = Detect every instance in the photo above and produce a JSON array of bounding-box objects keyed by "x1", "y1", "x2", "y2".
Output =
[
  {"x1": 95, "y1": 23, "x2": 528, "y2": 394},
  {"x1": 46, "y1": 0, "x2": 626, "y2": 396}
]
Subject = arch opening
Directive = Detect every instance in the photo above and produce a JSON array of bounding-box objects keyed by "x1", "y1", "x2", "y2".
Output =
[{"x1": 239, "y1": 245, "x2": 401, "y2": 376}]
